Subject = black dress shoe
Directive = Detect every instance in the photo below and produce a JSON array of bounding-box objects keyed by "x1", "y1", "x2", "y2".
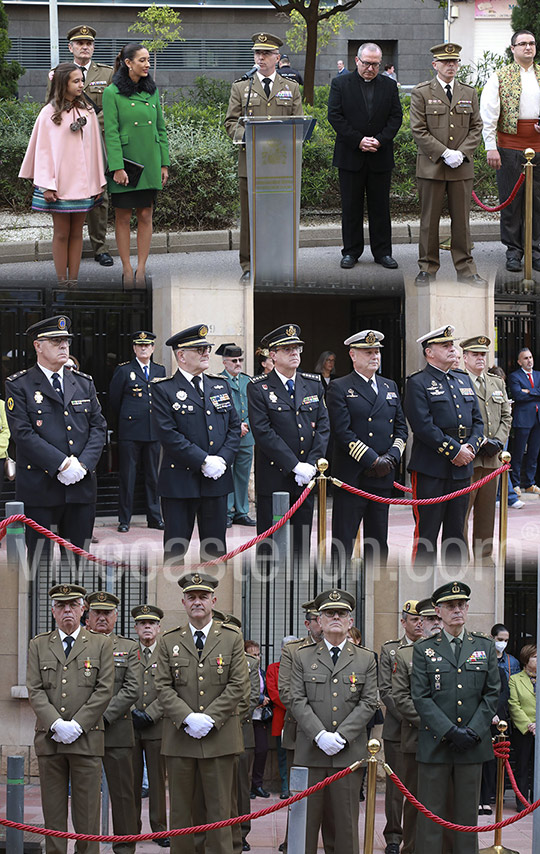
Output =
[
  {"x1": 233, "y1": 514, "x2": 257, "y2": 526},
  {"x1": 117, "y1": 523, "x2": 129, "y2": 533},
  {"x1": 278, "y1": 845, "x2": 285, "y2": 853},
  {"x1": 506, "y1": 257, "x2": 523, "y2": 272},
  {"x1": 250, "y1": 791, "x2": 256, "y2": 799},
  {"x1": 148, "y1": 520, "x2": 165, "y2": 530},
  {"x1": 251, "y1": 786, "x2": 270, "y2": 798},
  {"x1": 95, "y1": 252, "x2": 114, "y2": 267},
  {"x1": 155, "y1": 838, "x2": 170, "y2": 848},
  {"x1": 415, "y1": 271, "x2": 432, "y2": 285},
  {"x1": 240, "y1": 270, "x2": 250, "y2": 282},
  {"x1": 457, "y1": 273, "x2": 487, "y2": 284},
  {"x1": 242, "y1": 839, "x2": 251, "y2": 852},
  {"x1": 384, "y1": 845, "x2": 400, "y2": 854},
  {"x1": 375, "y1": 255, "x2": 398, "y2": 269},
  {"x1": 340, "y1": 254, "x2": 357, "y2": 269},
  {"x1": 226, "y1": 518, "x2": 233, "y2": 528},
  {"x1": 280, "y1": 791, "x2": 290, "y2": 799}
]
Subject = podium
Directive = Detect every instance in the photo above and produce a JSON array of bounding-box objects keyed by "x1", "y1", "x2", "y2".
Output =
[{"x1": 243, "y1": 116, "x2": 315, "y2": 286}]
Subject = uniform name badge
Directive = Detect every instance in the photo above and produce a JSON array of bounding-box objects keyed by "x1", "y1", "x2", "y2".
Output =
[
  {"x1": 349, "y1": 672, "x2": 357, "y2": 692},
  {"x1": 84, "y1": 657, "x2": 92, "y2": 677},
  {"x1": 216, "y1": 654, "x2": 224, "y2": 674}
]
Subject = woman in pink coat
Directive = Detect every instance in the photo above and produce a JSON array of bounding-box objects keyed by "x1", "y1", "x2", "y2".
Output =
[{"x1": 19, "y1": 62, "x2": 105, "y2": 287}]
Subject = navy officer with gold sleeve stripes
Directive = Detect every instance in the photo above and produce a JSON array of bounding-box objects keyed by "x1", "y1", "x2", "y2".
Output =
[
  {"x1": 327, "y1": 329, "x2": 407, "y2": 569},
  {"x1": 247, "y1": 324, "x2": 330, "y2": 564},
  {"x1": 404, "y1": 325, "x2": 484, "y2": 566}
]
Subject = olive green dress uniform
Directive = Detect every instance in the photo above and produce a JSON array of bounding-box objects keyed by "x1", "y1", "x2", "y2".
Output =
[
  {"x1": 225, "y1": 71, "x2": 303, "y2": 273},
  {"x1": 411, "y1": 628, "x2": 500, "y2": 854},
  {"x1": 235, "y1": 652, "x2": 260, "y2": 850},
  {"x1": 133, "y1": 641, "x2": 168, "y2": 835},
  {"x1": 155, "y1": 618, "x2": 250, "y2": 854},
  {"x1": 379, "y1": 635, "x2": 410, "y2": 849},
  {"x1": 290, "y1": 639, "x2": 377, "y2": 854},
  {"x1": 392, "y1": 643, "x2": 422, "y2": 854},
  {"x1": 102, "y1": 633, "x2": 140, "y2": 854},
  {"x1": 27, "y1": 626, "x2": 114, "y2": 854}
]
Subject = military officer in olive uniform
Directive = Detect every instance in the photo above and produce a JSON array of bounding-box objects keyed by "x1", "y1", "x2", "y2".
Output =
[
  {"x1": 392, "y1": 599, "x2": 444, "y2": 854},
  {"x1": 247, "y1": 324, "x2": 330, "y2": 565},
  {"x1": 460, "y1": 335, "x2": 512, "y2": 564},
  {"x1": 327, "y1": 329, "x2": 407, "y2": 570},
  {"x1": 26, "y1": 584, "x2": 114, "y2": 854},
  {"x1": 378, "y1": 600, "x2": 424, "y2": 854},
  {"x1": 404, "y1": 325, "x2": 484, "y2": 566},
  {"x1": 411, "y1": 582, "x2": 500, "y2": 854},
  {"x1": 410, "y1": 43, "x2": 485, "y2": 285},
  {"x1": 155, "y1": 573, "x2": 250, "y2": 854},
  {"x1": 85, "y1": 591, "x2": 139, "y2": 854},
  {"x1": 109, "y1": 330, "x2": 166, "y2": 532},
  {"x1": 290, "y1": 589, "x2": 378, "y2": 854},
  {"x1": 131, "y1": 604, "x2": 169, "y2": 847},
  {"x1": 225, "y1": 33, "x2": 303, "y2": 280},
  {"x1": 5, "y1": 315, "x2": 107, "y2": 570},
  {"x1": 151, "y1": 324, "x2": 241, "y2": 565}
]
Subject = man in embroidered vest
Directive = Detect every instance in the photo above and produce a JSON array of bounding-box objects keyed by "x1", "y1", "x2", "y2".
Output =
[{"x1": 480, "y1": 29, "x2": 540, "y2": 272}]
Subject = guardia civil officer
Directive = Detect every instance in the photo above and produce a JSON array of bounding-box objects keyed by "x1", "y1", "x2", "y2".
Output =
[
  {"x1": 131, "y1": 605, "x2": 169, "y2": 847},
  {"x1": 404, "y1": 325, "x2": 484, "y2": 565},
  {"x1": 109, "y1": 330, "x2": 166, "y2": 532},
  {"x1": 290, "y1": 588, "x2": 378, "y2": 854},
  {"x1": 154, "y1": 573, "x2": 250, "y2": 854},
  {"x1": 85, "y1": 592, "x2": 139, "y2": 854},
  {"x1": 150, "y1": 324, "x2": 241, "y2": 564},
  {"x1": 247, "y1": 324, "x2": 330, "y2": 564},
  {"x1": 5, "y1": 315, "x2": 106, "y2": 570},
  {"x1": 26, "y1": 584, "x2": 114, "y2": 854},
  {"x1": 411, "y1": 582, "x2": 500, "y2": 854},
  {"x1": 327, "y1": 329, "x2": 407, "y2": 570},
  {"x1": 379, "y1": 600, "x2": 424, "y2": 854}
]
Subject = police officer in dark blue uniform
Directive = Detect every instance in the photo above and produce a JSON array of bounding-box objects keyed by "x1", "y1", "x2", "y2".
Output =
[
  {"x1": 327, "y1": 329, "x2": 407, "y2": 570},
  {"x1": 404, "y1": 326, "x2": 484, "y2": 566},
  {"x1": 5, "y1": 315, "x2": 107, "y2": 569},
  {"x1": 247, "y1": 324, "x2": 330, "y2": 563},
  {"x1": 151, "y1": 324, "x2": 241, "y2": 565},
  {"x1": 109, "y1": 331, "x2": 166, "y2": 533}
]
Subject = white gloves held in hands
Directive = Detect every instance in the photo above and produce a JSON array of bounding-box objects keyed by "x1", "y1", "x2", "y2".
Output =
[
  {"x1": 315, "y1": 730, "x2": 346, "y2": 756},
  {"x1": 51, "y1": 718, "x2": 83, "y2": 743},
  {"x1": 57, "y1": 456, "x2": 86, "y2": 485},
  {"x1": 184, "y1": 712, "x2": 215, "y2": 738},
  {"x1": 442, "y1": 148, "x2": 464, "y2": 169},
  {"x1": 201, "y1": 456, "x2": 227, "y2": 480},
  {"x1": 293, "y1": 462, "x2": 317, "y2": 486}
]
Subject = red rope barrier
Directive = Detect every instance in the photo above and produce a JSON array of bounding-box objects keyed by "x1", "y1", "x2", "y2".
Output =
[
  {"x1": 494, "y1": 741, "x2": 533, "y2": 808},
  {"x1": 334, "y1": 464, "x2": 509, "y2": 507},
  {"x1": 0, "y1": 763, "x2": 359, "y2": 842},
  {"x1": 393, "y1": 481, "x2": 412, "y2": 493},
  {"x1": 472, "y1": 172, "x2": 525, "y2": 212}
]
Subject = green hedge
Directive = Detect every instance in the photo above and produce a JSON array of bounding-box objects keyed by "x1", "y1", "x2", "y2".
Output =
[{"x1": 0, "y1": 77, "x2": 499, "y2": 231}]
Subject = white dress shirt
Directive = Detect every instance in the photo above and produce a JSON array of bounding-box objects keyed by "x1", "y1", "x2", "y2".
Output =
[{"x1": 480, "y1": 64, "x2": 540, "y2": 150}]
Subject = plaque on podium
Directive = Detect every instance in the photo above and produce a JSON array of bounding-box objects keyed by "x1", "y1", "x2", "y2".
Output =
[{"x1": 242, "y1": 116, "x2": 315, "y2": 286}]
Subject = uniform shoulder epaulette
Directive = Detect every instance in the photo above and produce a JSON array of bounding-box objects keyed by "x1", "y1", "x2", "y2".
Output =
[
  {"x1": 284, "y1": 637, "x2": 305, "y2": 648},
  {"x1": 222, "y1": 621, "x2": 240, "y2": 633},
  {"x1": 163, "y1": 625, "x2": 182, "y2": 636},
  {"x1": 96, "y1": 62, "x2": 113, "y2": 69},
  {"x1": 151, "y1": 375, "x2": 173, "y2": 383},
  {"x1": 118, "y1": 361, "x2": 129, "y2": 367},
  {"x1": 299, "y1": 371, "x2": 321, "y2": 381},
  {"x1": 71, "y1": 368, "x2": 93, "y2": 381},
  {"x1": 114, "y1": 634, "x2": 137, "y2": 644},
  {"x1": 451, "y1": 368, "x2": 468, "y2": 375},
  {"x1": 406, "y1": 370, "x2": 422, "y2": 380},
  {"x1": 32, "y1": 630, "x2": 52, "y2": 639},
  {"x1": 296, "y1": 639, "x2": 317, "y2": 652},
  {"x1": 415, "y1": 80, "x2": 432, "y2": 89},
  {"x1": 471, "y1": 631, "x2": 492, "y2": 639},
  {"x1": 250, "y1": 374, "x2": 268, "y2": 383},
  {"x1": 383, "y1": 638, "x2": 401, "y2": 646},
  {"x1": 207, "y1": 373, "x2": 230, "y2": 381},
  {"x1": 6, "y1": 369, "x2": 28, "y2": 382}
]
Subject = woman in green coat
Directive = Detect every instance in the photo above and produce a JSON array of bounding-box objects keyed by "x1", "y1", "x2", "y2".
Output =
[
  {"x1": 508, "y1": 644, "x2": 536, "y2": 810},
  {"x1": 103, "y1": 43, "x2": 170, "y2": 287}
]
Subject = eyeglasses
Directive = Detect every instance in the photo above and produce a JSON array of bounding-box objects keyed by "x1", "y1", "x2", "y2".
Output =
[
  {"x1": 321, "y1": 610, "x2": 349, "y2": 618},
  {"x1": 514, "y1": 41, "x2": 536, "y2": 47},
  {"x1": 194, "y1": 346, "x2": 212, "y2": 355},
  {"x1": 70, "y1": 115, "x2": 87, "y2": 132},
  {"x1": 436, "y1": 59, "x2": 460, "y2": 65},
  {"x1": 358, "y1": 60, "x2": 380, "y2": 69},
  {"x1": 280, "y1": 346, "x2": 303, "y2": 355}
]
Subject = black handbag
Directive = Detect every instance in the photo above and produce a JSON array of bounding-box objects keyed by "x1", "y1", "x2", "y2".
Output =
[{"x1": 107, "y1": 158, "x2": 145, "y2": 188}]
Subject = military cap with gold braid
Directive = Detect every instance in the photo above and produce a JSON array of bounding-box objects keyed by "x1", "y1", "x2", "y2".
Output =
[
  {"x1": 86, "y1": 591, "x2": 119, "y2": 610},
  {"x1": 431, "y1": 43, "x2": 462, "y2": 61},
  {"x1": 132, "y1": 604, "x2": 164, "y2": 621},
  {"x1": 402, "y1": 599, "x2": 419, "y2": 615},
  {"x1": 417, "y1": 325, "x2": 456, "y2": 349},
  {"x1": 178, "y1": 572, "x2": 219, "y2": 594},
  {"x1": 344, "y1": 330, "x2": 384, "y2": 349},
  {"x1": 67, "y1": 25, "x2": 96, "y2": 41},
  {"x1": 460, "y1": 335, "x2": 491, "y2": 353},
  {"x1": 166, "y1": 324, "x2": 211, "y2": 350},
  {"x1": 132, "y1": 330, "x2": 156, "y2": 345},
  {"x1": 27, "y1": 315, "x2": 72, "y2": 340},
  {"x1": 432, "y1": 580, "x2": 471, "y2": 605},
  {"x1": 49, "y1": 583, "x2": 87, "y2": 602},
  {"x1": 314, "y1": 588, "x2": 355, "y2": 612},
  {"x1": 302, "y1": 599, "x2": 319, "y2": 616},
  {"x1": 416, "y1": 597, "x2": 437, "y2": 617},
  {"x1": 252, "y1": 32, "x2": 283, "y2": 51},
  {"x1": 260, "y1": 324, "x2": 304, "y2": 350}
]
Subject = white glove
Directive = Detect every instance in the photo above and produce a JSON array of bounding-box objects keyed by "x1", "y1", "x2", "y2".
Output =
[
  {"x1": 57, "y1": 456, "x2": 86, "y2": 485},
  {"x1": 293, "y1": 462, "x2": 317, "y2": 486},
  {"x1": 184, "y1": 712, "x2": 215, "y2": 738},
  {"x1": 201, "y1": 455, "x2": 227, "y2": 480},
  {"x1": 442, "y1": 148, "x2": 464, "y2": 168},
  {"x1": 51, "y1": 718, "x2": 83, "y2": 744},
  {"x1": 315, "y1": 731, "x2": 346, "y2": 756}
]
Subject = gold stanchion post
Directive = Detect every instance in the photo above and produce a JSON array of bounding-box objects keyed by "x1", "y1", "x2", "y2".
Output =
[
  {"x1": 317, "y1": 458, "x2": 329, "y2": 569},
  {"x1": 498, "y1": 451, "x2": 511, "y2": 569},
  {"x1": 483, "y1": 720, "x2": 519, "y2": 854},
  {"x1": 522, "y1": 148, "x2": 535, "y2": 290},
  {"x1": 363, "y1": 738, "x2": 381, "y2": 854}
]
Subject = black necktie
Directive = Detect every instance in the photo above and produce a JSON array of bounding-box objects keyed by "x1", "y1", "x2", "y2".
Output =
[
  {"x1": 331, "y1": 646, "x2": 340, "y2": 665},
  {"x1": 445, "y1": 84, "x2": 452, "y2": 103},
  {"x1": 191, "y1": 376, "x2": 204, "y2": 399},
  {"x1": 194, "y1": 630, "x2": 205, "y2": 657},
  {"x1": 263, "y1": 77, "x2": 271, "y2": 98},
  {"x1": 77, "y1": 65, "x2": 86, "y2": 82},
  {"x1": 52, "y1": 373, "x2": 63, "y2": 397},
  {"x1": 452, "y1": 637, "x2": 462, "y2": 660},
  {"x1": 64, "y1": 636, "x2": 74, "y2": 658},
  {"x1": 364, "y1": 377, "x2": 376, "y2": 402}
]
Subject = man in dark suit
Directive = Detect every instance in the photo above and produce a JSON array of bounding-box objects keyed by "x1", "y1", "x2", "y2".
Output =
[
  {"x1": 508, "y1": 347, "x2": 540, "y2": 494},
  {"x1": 327, "y1": 329, "x2": 407, "y2": 569},
  {"x1": 411, "y1": 581, "x2": 500, "y2": 854},
  {"x1": 151, "y1": 324, "x2": 240, "y2": 565},
  {"x1": 410, "y1": 43, "x2": 485, "y2": 285},
  {"x1": 328, "y1": 41, "x2": 402, "y2": 270},
  {"x1": 404, "y1": 325, "x2": 484, "y2": 566},
  {"x1": 5, "y1": 315, "x2": 107, "y2": 570},
  {"x1": 109, "y1": 330, "x2": 166, "y2": 533},
  {"x1": 247, "y1": 324, "x2": 330, "y2": 565}
]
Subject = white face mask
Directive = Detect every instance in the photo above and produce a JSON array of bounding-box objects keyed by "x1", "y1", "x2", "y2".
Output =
[{"x1": 495, "y1": 640, "x2": 508, "y2": 653}]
